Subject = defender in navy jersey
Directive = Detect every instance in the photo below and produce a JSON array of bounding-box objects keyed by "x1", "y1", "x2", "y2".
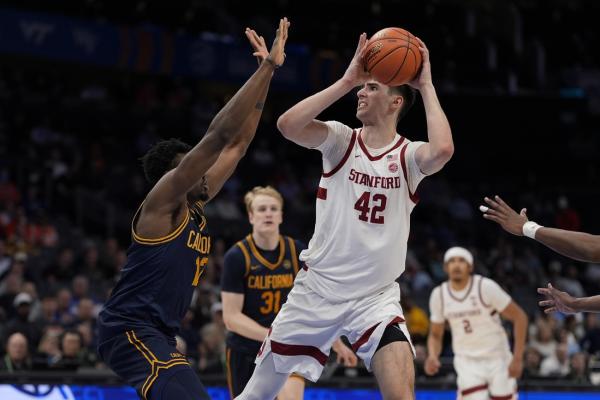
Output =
[
  {"x1": 221, "y1": 186, "x2": 356, "y2": 399},
  {"x1": 97, "y1": 20, "x2": 290, "y2": 400}
]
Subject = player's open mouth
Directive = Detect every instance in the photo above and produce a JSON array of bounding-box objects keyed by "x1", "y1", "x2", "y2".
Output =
[{"x1": 358, "y1": 101, "x2": 367, "y2": 109}]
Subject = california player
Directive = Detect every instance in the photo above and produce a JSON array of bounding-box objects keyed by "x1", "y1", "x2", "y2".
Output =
[
  {"x1": 96, "y1": 20, "x2": 290, "y2": 400},
  {"x1": 425, "y1": 247, "x2": 529, "y2": 400},
  {"x1": 237, "y1": 33, "x2": 453, "y2": 400},
  {"x1": 221, "y1": 186, "x2": 356, "y2": 399}
]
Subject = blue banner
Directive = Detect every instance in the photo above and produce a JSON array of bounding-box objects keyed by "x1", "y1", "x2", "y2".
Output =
[
  {"x1": 0, "y1": 8, "x2": 309, "y2": 89},
  {"x1": 0, "y1": 385, "x2": 598, "y2": 400}
]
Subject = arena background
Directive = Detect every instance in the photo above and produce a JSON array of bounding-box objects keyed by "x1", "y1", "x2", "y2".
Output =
[{"x1": 0, "y1": 0, "x2": 599, "y2": 398}]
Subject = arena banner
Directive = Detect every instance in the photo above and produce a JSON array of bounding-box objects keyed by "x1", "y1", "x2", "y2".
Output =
[
  {"x1": 0, "y1": 385, "x2": 599, "y2": 400},
  {"x1": 0, "y1": 8, "x2": 309, "y2": 89}
]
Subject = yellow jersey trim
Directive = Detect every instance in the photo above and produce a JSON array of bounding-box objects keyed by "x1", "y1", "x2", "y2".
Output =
[
  {"x1": 287, "y1": 237, "x2": 300, "y2": 275},
  {"x1": 131, "y1": 202, "x2": 190, "y2": 245},
  {"x1": 126, "y1": 330, "x2": 189, "y2": 400},
  {"x1": 237, "y1": 242, "x2": 251, "y2": 278},
  {"x1": 247, "y1": 234, "x2": 286, "y2": 271}
]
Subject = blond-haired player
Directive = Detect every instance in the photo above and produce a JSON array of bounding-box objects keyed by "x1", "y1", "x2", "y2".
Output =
[
  {"x1": 425, "y1": 247, "x2": 529, "y2": 400},
  {"x1": 237, "y1": 31, "x2": 453, "y2": 400},
  {"x1": 221, "y1": 186, "x2": 356, "y2": 399}
]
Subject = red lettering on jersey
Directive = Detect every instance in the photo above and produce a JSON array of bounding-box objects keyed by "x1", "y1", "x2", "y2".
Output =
[{"x1": 348, "y1": 169, "x2": 401, "y2": 189}]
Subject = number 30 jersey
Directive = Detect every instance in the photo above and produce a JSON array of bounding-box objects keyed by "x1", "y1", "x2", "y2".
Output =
[
  {"x1": 299, "y1": 121, "x2": 427, "y2": 301},
  {"x1": 429, "y1": 275, "x2": 513, "y2": 358}
]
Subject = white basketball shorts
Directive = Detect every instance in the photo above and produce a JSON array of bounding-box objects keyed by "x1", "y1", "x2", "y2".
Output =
[{"x1": 255, "y1": 272, "x2": 414, "y2": 382}]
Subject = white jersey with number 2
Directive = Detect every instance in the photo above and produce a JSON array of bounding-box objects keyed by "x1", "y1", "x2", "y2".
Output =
[
  {"x1": 429, "y1": 274, "x2": 513, "y2": 358},
  {"x1": 299, "y1": 120, "x2": 426, "y2": 301}
]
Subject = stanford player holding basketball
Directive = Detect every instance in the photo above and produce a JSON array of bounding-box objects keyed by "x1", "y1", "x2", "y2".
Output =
[{"x1": 236, "y1": 33, "x2": 453, "y2": 400}]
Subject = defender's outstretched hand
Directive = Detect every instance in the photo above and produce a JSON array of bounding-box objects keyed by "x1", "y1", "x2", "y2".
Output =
[
  {"x1": 480, "y1": 195, "x2": 529, "y2": 236},
  {"x1": 538, "y1": 283, "x2": 578, "y2": 314},
  {"x1": 266, "y1": 17, "x2": 290, "y2": 68},
  {"x1": 245, "y1": 28, "x2": 268, "y2": 64}
]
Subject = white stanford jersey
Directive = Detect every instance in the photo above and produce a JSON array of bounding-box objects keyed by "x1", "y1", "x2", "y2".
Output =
[
  {"x1": 429, "y1": 274, "x2": 513, "y2": 358},
  {"x1": 299, "y1": 121, "x2": 426, "y2": 300}
]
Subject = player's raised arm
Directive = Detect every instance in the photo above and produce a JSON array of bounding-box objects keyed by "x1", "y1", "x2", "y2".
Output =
[
  {"x1": 481, "y1": 195, "x2": 600, "y2": 263},
  {"x1": 277, "y1": 33, "x2": 370, "y2": 148},
  {"x1": 145, "y1": 18, "x2": 289, "y2": 213},
  {"x1": 410, "y1": 39, "x2": 454, "y2": 175},
  {"x1": 204, "y1": 27, "x2": 288, "y2": 201}
]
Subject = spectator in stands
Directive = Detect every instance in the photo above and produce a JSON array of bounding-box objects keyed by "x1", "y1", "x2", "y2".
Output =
[
  {"x1": 34, "y1": 325, "x2": 63, "y2": 368},
  {"x1": 43, "y1": 247, "x2": 76, "y2": 285},
  {"x1": 567, "y1": 352, "x2": 590, "y2": 384},
  {"x1": 540, "y1": 342, "x2": 570, "y2": 377},
  {"x1": 36, "y1": 295, "x2": 59, "y2": 326},
  {"x1": 0, "y1": 272, "x2": 22, "y2": 319},
  {"x1": 522, "y1": 347, "x2": 542, "y2": 379},
  {"x1": 529, "y1": 317, "x2": 557, "y2": 359},
  {"x1": 196, "y1": 322, "x2": 225, "y2": 374},
  {"x1": 2, "y1": 292, "x2": 41, "y2": 349},
  {"x1": 581, "y1": 314, "x2": 600, "y2": 356},
  {"x1": 0, "y1": 332, "x2": 31, "y2": 372},
  {"x1": 51, "y1": 329, "x2": 95, "y2": 370},
  {"x1": 55, "y1": 288, "x2": 75, "y2": 326},
  {"x1": 400, "y1": 295, "x2": 430, "y2": 343}
]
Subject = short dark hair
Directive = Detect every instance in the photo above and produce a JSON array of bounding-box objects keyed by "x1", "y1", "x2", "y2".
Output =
[
  {"x1": 141, "y1": 139, "x2": 192, "y2": 185},
  {"x1": 389, "y1": 85, "x2": 416, "y2": 123}
]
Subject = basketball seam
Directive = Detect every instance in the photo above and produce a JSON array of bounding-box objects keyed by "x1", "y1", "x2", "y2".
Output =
[
  {"x1": 407, "y1": 47, "x2": 420, "y2": 78},
  {"x1": 384, "y1": 44, "x2": 411, "y2": 85},
  {"x1": 367, "y1": 45, "x2": 409, "y2": 74}
]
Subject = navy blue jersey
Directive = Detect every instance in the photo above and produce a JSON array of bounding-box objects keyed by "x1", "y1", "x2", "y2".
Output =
[
  {"x1": 221, "y1": 234, "x2": 305, "y2": 354},
  {"x1": 99, "y1": 201, "x2": 210, "y2": 339}
]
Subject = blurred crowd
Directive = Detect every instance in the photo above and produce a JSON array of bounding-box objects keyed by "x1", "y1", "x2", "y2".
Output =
[{"x1": 0, "y1": 0, "x2": 600, "y2": 387}]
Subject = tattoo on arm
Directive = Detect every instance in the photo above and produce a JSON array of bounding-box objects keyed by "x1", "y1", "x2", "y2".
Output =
[{"x1": 255, "y1": 101, "x2": 264, "y2": 110}]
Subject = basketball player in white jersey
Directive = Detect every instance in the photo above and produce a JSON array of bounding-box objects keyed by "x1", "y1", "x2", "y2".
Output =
[
  {"x1": 236, "y1": 33, "x2": 454, "y2": 400},
  {"x1": 425, "y1": 247, "x2": 529, "y2": 400}
]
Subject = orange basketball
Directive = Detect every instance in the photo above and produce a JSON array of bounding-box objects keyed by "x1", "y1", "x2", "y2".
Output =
[{"x1": 363, "y1": 27, "x2": 422, "y2": 86}]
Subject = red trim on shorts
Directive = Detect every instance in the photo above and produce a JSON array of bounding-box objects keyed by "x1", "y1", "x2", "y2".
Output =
[
  {"x1": 270, "y1": 340, "x2": 328, "y2": 366},
  {"x1": 322, "y1": 130, "x2": 357, "y2": 178},
  {"x1": 490, "y1": 395, "x2": 513, "y2": 400},
  {"x1": 357, "y1": 130, "x2": 406, "y2": 161},
  {"x1": 461, "y1": 384, "x2": 489, "y2": 396},
  {"x1": 351, "y1": 316, "x2": 405, "y2": 352},
  {"x1": 478, "y1": 276, "x2": 491, "y2": 308},
  {"x1": 316, "y1": 187, "x2": 327, "y2": 200},
  {"x1": 400, "y1": 143, "x2": 419, "y2": 204}
]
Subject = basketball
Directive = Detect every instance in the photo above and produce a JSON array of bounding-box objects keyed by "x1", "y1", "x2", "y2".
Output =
[{"x1": 363, "y1": 27, "x2": 422, "y2": 86}]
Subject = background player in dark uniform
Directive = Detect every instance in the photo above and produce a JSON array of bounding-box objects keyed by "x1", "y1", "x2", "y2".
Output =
[
  {"x1": 221, "y1": 186, "x2": 357, "y2": 399},
  {"x1": 96, "y1": 19, "x2": 290, "y2": 400}
]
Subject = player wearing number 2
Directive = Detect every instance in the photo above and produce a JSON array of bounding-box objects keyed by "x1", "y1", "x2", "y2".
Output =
[
  {"x1": 425, "y1": 247, "x2": 528, "y2": 400},
  {"x1": 97, "y1": 20, "x2": 290, "y2": 400},
  {"x1": 237, "y1": 34, "x2": 453, "y2": 400}
]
